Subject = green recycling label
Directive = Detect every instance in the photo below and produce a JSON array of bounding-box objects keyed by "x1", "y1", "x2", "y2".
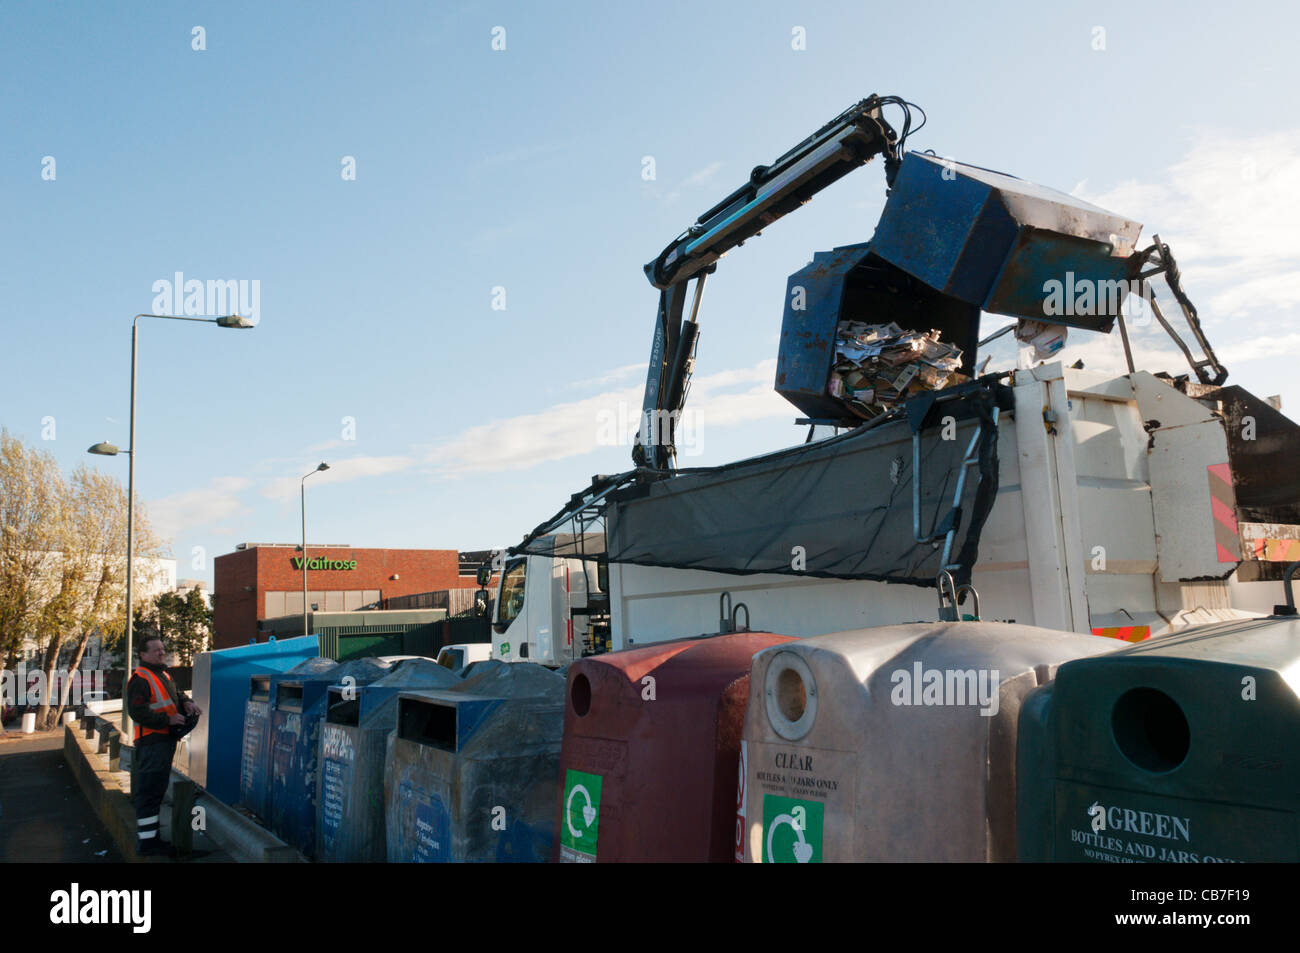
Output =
[
  {"x1": 762, "y1": 794, "x2": 823, "y2": 863},
  {"x1": 559, "y1": 769, "x2": 602, "y2": 862}
]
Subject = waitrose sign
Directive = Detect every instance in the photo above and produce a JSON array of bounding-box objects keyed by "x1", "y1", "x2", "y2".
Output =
[{"x1": 293, "y1": 556, "x2": 357, "y2": 571}]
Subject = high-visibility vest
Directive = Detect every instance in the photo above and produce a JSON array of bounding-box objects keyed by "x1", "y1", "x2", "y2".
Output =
[{"x1": 132, "y1": 666, "x2": 179, "y2": 741}]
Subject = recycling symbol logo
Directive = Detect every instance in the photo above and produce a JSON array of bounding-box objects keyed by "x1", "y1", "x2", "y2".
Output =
[
  {"x1": 761, "y1": 795, "x2": 823, "y2": 863},
  {"x1": 560, "y1": 769, "x2": 602, "y2": 860},
  {"x1": 767, "y1": 813, "x2": 814, "y2": 863},
  {"x1": 567, "y1": 782, "x2": 598, "y2": 835}
]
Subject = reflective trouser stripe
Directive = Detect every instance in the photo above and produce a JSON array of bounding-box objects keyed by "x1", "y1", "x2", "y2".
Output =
[
  {"x1": 138, "y1": 815, "x2": 159, "y2": 825},
  {"x1": 137, "y1": 830, "x2": 158, "y2": 840}
]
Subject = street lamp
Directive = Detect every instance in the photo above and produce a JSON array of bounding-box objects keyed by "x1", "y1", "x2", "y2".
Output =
[
  {"x1": 301, "y1": 463, "x2": 329, "y2": 638},
  {"x1": 88, "y1": 312, "x2": 255, "y2": 738}
]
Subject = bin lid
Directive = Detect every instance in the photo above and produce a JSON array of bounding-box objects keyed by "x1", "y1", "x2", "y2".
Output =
[
  {"x1": 763, "y1": 621, "x2": 1119, "y2": 682},
  {"x1": 284, "y1": 657, "x2": 339, "y2": 677},
  {"x1": 279, "y1": 656, "x2": 389, "y2": 687},
  {"x1": 396, "y1": 672, "x2": 566, "y2": 754},
  {"x1": 203, "y1": 635, "x2": 319, "y2": 666},
  {"x1": 871, "y1": 153, "x2": 1143, "y2": 330},
  {"x1": 574, "y1": 631, "x2": 795, "y2": 689},
  {"x1": 749, "y1": 621, "x2": 1120, "y2": 739},
  {"x1": 348, "y1": 658, "x2": 462, "y2": 726},
  {"x1": 1041, "y1": 615, "x2": 1300, "y2": 828},
  {"x1": 1088, "y1": 615, "x2": 1300, "y2": 671},
  {"x1": 457, "y1": 660, "x2": 566, "y2": 698}
]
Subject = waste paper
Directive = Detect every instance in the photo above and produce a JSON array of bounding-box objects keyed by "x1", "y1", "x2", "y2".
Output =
[{"x1": 828, "y1": 321, "x2": 966, "y2": 418}]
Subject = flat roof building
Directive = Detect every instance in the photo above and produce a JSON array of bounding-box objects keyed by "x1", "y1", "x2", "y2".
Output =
[{"x1": 211, "y1": 544, "x2": 482, "y2": 650}]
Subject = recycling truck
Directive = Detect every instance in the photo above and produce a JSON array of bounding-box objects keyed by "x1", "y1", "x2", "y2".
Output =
[{"x1": 489, "y1": 96, "x2": 1299, "y2": 661}]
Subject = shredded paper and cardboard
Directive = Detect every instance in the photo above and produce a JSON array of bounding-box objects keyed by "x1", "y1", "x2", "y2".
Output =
[{"x1": 829, "y1": 321, "x2": 967, "y2": 419}]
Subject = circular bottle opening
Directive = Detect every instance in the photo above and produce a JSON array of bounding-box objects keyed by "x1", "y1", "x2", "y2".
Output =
[
  {"x1": 776, "y1": 666, "x2": 807, "y2": 723},
  {"x1": 571, "y1": 673, "x2": 592, "y2": 718},
  {"x1": 764, "y1": 652, "x2": 817, "y2": 741},
  {"x1": 1111, "y1": 687, "x2": 1190, "y2": 773}
]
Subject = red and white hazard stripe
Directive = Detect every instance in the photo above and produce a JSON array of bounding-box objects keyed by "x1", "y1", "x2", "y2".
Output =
[{"x1": 1206, "y1": 462, "x2": 1242, "y2": 563}]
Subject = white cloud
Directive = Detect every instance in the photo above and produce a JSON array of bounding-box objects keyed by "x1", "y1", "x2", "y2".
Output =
[
  {"x1": 1053, "y1": 129, "x2": 1300, "y2": 413},
  {"x1": 682, "y1": 160, "x2": 724, "y2": 188},
  {"x1": 988, "y1": 321, "x2": 1300, "y2": 383},
  {"x1": 150, "y1": 477, "x2": 253, "y2": 541},
  {"x1": 562, "y1": 362, "x2": 644, "y2": 390},
  {"x1": 259, "y1": 456, "x2": 415, "y2": 500},
  {"x1": 1219, "y1": 332, "x2": 1300, "y2": 364},
  {"x1": 649, "y1": 158, "x2": 727, "y2": 205},
  {"x1": 690, "y1": 359, "x2": 789, "y2": 429},
  {"x1": 426, "y1": 385, "x2": 643, "y2": 476},
  {"x1": 1074, "y1": 129, "x2": 1300, "y2": 316},
  {"x1": 425, "y1": 359, "x2": 788, "y2": 476}
]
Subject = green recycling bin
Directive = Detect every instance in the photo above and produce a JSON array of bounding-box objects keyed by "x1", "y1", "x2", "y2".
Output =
[{"x1": 1018, "y1": 615, "x2": 1300, "y2": 862}]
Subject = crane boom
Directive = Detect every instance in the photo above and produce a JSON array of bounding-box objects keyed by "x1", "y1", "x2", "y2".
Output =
[{"x1": 635, "y1": 95, "x2": 916, "y2": 470}]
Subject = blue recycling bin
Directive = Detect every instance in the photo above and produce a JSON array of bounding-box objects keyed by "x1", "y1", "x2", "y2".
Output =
[
  {"x1": 267, "y1": 658, "x2": 391, "y2": 857},
  {"x1": 316, "y1": 658, "x2": 463, "y2": 862},
  {"x1": 240, "y1": 657, "x2": 337, "y2": 820},
  {"x1": 385, "y1": 661, "x2": 566, "y2": 863},
  {"x1": 238, "y1": 673, "x2": 275, "y2": 820},
  {"x1": 188, "y1": 635, "x2": 318, "y2": 806}
]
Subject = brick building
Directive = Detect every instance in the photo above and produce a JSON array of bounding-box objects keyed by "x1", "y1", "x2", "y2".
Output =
[{"x1": 212, "y1": 543, "x2": 482, "y2": 649}]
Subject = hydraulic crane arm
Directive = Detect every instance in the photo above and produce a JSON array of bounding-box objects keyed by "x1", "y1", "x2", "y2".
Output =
[{"x1": 634, "y1": 95, "x2": 922, "y2": 470}]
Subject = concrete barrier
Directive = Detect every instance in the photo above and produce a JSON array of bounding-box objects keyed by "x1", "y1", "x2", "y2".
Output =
[
  {"x1": 63, "y1": 725, "x2": 143, "y2": 863},
  {"x1": 63, "y1": 725, "x2": 303, "y2": 863}
]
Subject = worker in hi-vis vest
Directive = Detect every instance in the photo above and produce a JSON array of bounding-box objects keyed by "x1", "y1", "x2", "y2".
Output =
[{"x1": 126, "y1": 634, "x2": 201, "y2": 857}]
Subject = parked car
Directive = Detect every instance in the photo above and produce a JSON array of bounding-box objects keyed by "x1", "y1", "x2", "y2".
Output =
[{"x1": 436, "y1": 643, "x2": 491, "y2": 672}]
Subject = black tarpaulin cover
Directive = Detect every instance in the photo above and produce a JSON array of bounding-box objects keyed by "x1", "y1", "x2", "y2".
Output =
[{"x1": 604, "y1": 385, "x2": 1004, "y2": 588}]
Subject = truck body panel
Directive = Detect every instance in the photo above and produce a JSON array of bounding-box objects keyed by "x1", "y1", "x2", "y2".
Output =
[{"x1": 497, "y1": 365, "x2": 1291, "y2": 661}]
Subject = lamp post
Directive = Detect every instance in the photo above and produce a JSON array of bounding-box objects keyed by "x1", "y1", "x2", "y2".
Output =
[
  {"x1": 89, "y1": 312, "x2": 255, "y2": 738},
  {"x1": 301, "y1": 463, "x2": 329, "y2": 638}
]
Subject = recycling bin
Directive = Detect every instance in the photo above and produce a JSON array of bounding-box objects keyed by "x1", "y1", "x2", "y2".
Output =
[
  {"x1": 554, "y1": 631, "x2": 796, "y2": 863},
  {"x1": 316, "y1": 658, "x2": 462, "y2": 863},
  {"x1": 240, "y1": 654, "x2": 336, "y2": 818},
  {"x1": 239, "y1": 674, "x2": 277, "y2": 820},
  {"x1": 191, "y1": 634, "x2": 318, "y2": 805},
  {"x1": 267, "y1": 658, "x2": 390, "y2": 857},
  {"x1": 739, "y1": 621, "x2": 1118, "y2": 862},
  {"x1": 1018, "y1": 615, "x2": 1300, "y2": 863},
  {"x1": 385, "y1": 661, "x2": 565, "y2": 862}
]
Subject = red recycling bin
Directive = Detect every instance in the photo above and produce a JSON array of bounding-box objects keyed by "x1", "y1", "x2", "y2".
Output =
[{"x1": 553, "y1": 631, "x2": 796, "y2": 863}]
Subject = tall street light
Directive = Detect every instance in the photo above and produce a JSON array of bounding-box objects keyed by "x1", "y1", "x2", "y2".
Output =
[
  {"x1": 301, "y1": 463, "x2": 329, "y2": 638},
  {"x1": 89, "y1": 312, "x2": 255, "y2": 738}
]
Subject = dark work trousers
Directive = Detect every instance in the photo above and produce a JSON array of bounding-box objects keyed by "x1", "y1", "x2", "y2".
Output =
[{"x1": 134, "y1": 738, "x2": 177, "y2": 848}]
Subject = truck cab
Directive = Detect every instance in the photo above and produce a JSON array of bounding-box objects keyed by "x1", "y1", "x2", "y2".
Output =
[{"x1": 491, "y1": 536, "x2": 610, "y2": 666}]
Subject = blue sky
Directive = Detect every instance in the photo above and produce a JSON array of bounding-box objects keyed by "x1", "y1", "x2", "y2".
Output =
[{"x1": 3, "y1": 1, "x2": 1297, "y2": 587}]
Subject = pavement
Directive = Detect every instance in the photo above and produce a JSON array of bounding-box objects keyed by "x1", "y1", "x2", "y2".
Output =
[{"x1": 0, "y1": 727, "x2": 123, "y2": 863}]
